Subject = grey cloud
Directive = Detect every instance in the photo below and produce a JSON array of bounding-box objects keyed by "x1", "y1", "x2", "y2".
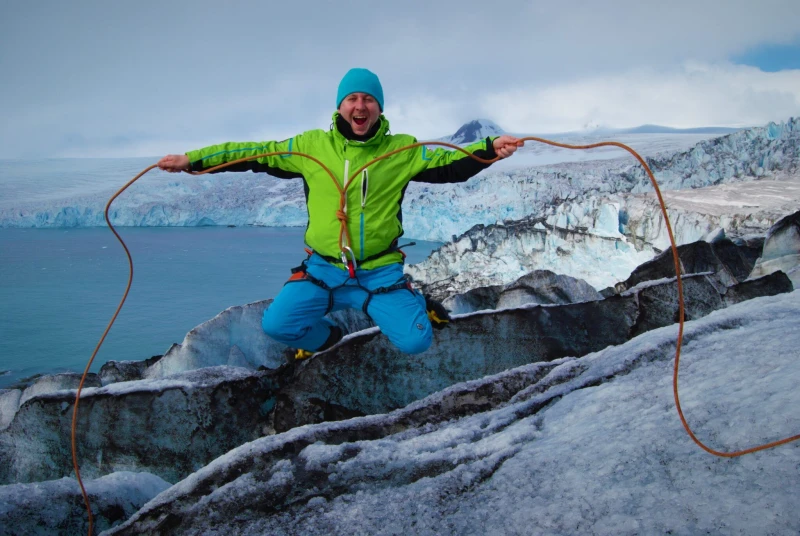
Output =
[{"x1": 1, "y1": 0, "x2": 799, "y2": 156}]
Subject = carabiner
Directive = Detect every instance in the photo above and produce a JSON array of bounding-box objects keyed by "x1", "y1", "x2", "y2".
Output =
[{"x1": 341, "y1": 246, "x2": 358, "y2": 278}]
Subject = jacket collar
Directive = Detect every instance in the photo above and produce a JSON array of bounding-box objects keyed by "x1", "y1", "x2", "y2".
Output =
[{"x1": 332, "y1": 112, "x2": 389, "y2": 145}]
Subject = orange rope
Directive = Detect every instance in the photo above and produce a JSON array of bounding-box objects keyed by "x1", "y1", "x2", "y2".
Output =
[
  {"x1": 70, "y1": 136, "x2": 798, "y2": 534},
  {"x1": 70, "y1": 163, "x2": 156, "y2": 534}
]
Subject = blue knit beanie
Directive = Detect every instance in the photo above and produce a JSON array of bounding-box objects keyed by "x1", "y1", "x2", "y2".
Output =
[{"x1": 336, "y1": 68, "x2": 384, "y2": 111}]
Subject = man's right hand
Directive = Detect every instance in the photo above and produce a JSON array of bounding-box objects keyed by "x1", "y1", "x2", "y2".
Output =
[{"x1": 157, "y1": 154, "x2": 190, "y2": 172}]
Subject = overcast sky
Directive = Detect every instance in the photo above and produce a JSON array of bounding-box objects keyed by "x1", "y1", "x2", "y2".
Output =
[{"x1": 2, "y1": 0, "x2": 799, "y2": 158}]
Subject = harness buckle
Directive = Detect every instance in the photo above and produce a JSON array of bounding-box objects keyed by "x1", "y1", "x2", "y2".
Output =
[{"x1": 341, "y1": 247, "x2": 357, "y2": 278}]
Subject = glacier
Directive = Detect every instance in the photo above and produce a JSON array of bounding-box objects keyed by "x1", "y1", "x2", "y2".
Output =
[{"x1": 1, "y1": 119, "x2": 796, "y2": 243}]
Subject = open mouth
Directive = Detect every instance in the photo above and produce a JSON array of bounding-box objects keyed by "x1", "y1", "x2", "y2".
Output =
[{"x1": 353, "y1": 116, "x2": 368, "y2": 126}]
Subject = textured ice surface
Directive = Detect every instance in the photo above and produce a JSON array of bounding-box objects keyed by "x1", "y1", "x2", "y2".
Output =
[{"x1": 104, "y1": 291, "x2": 800, "y2": 536}]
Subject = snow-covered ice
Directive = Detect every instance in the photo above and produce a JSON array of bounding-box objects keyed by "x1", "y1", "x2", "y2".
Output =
[{"x1": 103, "y1": 290, "x2": 800, "y2": 535}]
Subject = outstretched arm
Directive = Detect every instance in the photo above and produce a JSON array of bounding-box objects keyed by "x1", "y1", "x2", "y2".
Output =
[
  {"x1": 156, "y1": 136, "x2": 310, "y2": 178},
  {"x1": 410, "y1": 135, "x2": 524, "y2": 184}
]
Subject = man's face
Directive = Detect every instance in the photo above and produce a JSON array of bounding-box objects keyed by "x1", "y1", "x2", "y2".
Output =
[{"x1": 338, "y1": 92, "x2": 381, "y2": 136}]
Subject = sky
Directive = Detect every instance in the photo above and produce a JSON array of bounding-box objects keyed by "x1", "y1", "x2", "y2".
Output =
[{"x1": 1, "y1": 0, "x2": 800, "y2": 158}]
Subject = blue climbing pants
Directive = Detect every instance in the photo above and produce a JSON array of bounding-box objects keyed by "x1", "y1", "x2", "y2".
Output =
[{"x1": 262, "y1": 254, "x2": 432, "y2": 354}]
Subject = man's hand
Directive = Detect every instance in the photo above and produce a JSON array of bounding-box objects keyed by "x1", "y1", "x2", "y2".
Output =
[
  {"x1": 492, "y1": 135, "x2": 524, "y2": 159},
  {"x1": 157, "y1": 154, "x2": 190, "y2": 172}
]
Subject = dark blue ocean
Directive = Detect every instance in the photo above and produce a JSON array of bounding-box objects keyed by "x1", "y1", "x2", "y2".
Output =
[{"x1": 0, "y1": 227, "x2": 439, "y2": 388}]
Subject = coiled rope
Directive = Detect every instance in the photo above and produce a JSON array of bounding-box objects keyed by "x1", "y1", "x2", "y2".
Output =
[{"x1": 70, "y1": 137, "x2": 799, "y2": 535}]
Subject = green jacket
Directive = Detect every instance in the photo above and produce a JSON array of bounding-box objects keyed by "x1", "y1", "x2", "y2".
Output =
[{"x1": 186, "y1": 113, "x2": 498, "y2": 269}]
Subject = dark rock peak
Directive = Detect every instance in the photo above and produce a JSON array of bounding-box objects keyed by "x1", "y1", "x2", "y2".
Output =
[{"x1": 449, "y1": 119, "x2": 505, "y2": 145}]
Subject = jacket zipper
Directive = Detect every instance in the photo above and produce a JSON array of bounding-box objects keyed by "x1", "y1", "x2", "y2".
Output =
[
  {"x1": 360, "y1": 168, "x2": 368, "y2": 260},
  {"x1": 342, "y1": 138, "x2": 350, "y2": 214},
  {"x1": 343, "y1": 159, "x2": 350, "y2": 217}
]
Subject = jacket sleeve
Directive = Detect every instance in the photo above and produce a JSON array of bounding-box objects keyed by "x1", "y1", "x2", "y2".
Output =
[
  {"x1": 185, "y1": 133, "x2": 311, "y2": 179},
  {"x1": 409, "y1": 136, "x2": 498, "y2": 184}
]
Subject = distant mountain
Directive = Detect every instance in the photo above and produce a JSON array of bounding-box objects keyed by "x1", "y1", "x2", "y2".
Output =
[
  {"x1": 441, "y1": 119, "x2": 505, "y2": 145},
  {"x1": 438, "y1": 120, "x2": 742, "y2": 145}
]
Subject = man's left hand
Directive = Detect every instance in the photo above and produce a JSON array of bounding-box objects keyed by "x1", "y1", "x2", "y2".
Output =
[{"x1": 492, "y1": 135, "x2": 524, "y2": 159}]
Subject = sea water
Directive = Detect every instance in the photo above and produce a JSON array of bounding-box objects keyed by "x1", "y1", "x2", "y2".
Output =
[{"x1": 0, "y1": 226, "x2": 440, "y2": 388}]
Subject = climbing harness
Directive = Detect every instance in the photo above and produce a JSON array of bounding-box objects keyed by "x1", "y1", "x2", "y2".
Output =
[
  {"x1": 312, "y1": 240, "x2": 415, "y2": 275},
  {"x1": 288, "y1": 252, "x2": 417, "y2": 317},
  {"x1": 69, "y1": 134, "x2": 800, "y2": 535}
]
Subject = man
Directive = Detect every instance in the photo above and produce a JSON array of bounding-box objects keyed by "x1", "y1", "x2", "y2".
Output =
[{"x1": 158, "y1": 68, "x2": 523, "y2": 357}]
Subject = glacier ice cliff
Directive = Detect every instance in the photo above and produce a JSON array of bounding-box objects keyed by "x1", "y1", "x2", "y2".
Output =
[{"x1": 407, "y1": 177, "x2": 800, "y2": 292}]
